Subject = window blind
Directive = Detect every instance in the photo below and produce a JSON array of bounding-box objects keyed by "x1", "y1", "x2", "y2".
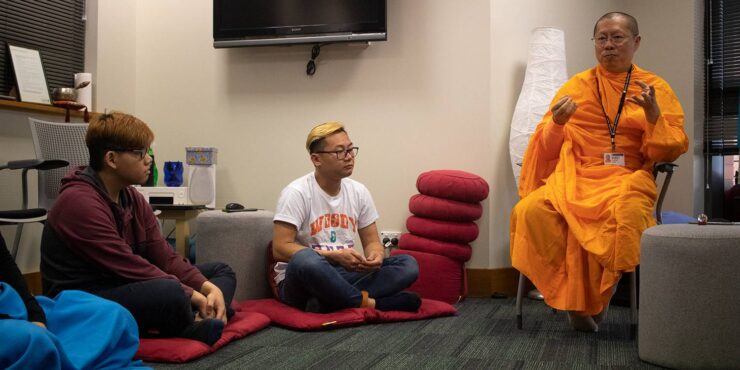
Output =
[
  {"x1": 0, "y1": 0, "x2": 85, "y2": 98},
  {"x1": 706, "y1": 0, "x2": 740, "y2": 155}
]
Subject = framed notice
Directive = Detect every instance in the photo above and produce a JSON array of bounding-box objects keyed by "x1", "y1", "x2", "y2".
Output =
[{"x1": 8, "y1": 44, "x2": 51, "y2": 104}]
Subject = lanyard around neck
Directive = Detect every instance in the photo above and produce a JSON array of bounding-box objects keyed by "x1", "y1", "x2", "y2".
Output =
[{"x1": 595, "y1": 64, "x2": 633, "y2": 151}]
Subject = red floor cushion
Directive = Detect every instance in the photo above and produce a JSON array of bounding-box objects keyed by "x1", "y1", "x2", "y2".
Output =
[
  {"x1": 135, "y1": 310, "x2": 271, "y2": 363},
  {"x1": 391, "y1": 249, "x2": 466, "y2": 304},
  {"x1": 416, "y1": 170, "x2": 489, "y2": 203},
  {"x1": 409, "y1": 194, "x2": 483, "y2": 222},
  {"x1": 406, "y1": 216, "x2": 479, "y2": 243},
  {"x1": 234, "y1": 298, "x2": 456, "y2": 330},
  {"x1": 398, "y1": 233, "x2": 472, "y2": 262}
]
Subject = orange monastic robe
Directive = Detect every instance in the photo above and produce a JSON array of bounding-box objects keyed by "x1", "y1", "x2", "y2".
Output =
[{"x1": 510, "y1": 64, "x2": 688, "y2": 315}]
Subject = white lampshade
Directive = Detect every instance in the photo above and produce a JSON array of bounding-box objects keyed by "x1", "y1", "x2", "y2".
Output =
[{"x1": 509, "y1": 27, "x2": 568, "y2": 186}]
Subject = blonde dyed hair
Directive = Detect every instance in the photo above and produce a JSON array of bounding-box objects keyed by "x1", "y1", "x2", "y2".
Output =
[
  {"x1": 86, "y1": 112, "x2": 154, "y2": 170},
  {"x1": 306, "y1": 121, "x2": 346, "y2": 153}
]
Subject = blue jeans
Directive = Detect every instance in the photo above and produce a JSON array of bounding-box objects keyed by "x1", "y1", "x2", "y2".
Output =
[{"x1": 279, "y1": 248, "x2": 418, "y2": 312}]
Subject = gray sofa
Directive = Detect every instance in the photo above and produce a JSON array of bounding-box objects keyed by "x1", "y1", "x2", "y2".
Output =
[{"x1": 195, "y1": 210, "x2": 275, "y2": 300}]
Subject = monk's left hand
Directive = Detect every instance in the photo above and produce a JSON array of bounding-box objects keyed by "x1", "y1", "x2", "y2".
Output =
[{"x1": 629, "y1": 80, "x2": 661, "y2": 124}]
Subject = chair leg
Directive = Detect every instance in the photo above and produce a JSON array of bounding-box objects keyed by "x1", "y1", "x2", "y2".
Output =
[
  {"x1": 10, "y1": 223, "x2": 25, "y2": 260},
  {"x1": 629, "y1": 270, "x2": 637, "y2": 339},
  {"x1": 516, "y1": 272, "x2": 526, "y2": 329}
]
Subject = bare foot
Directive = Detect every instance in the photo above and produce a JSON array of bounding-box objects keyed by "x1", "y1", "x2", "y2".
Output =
[
  {"x1": 592, "y1": 305, "x2": 609, "y2": 325},
  {"x1": 567, "y1": 311, "x2": 598, "y2": 332}
]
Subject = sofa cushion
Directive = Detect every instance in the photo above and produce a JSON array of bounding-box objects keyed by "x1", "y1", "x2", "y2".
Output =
[
  {"x1": 406, "y1": 216, "x2": 479, "y2": 243},
  {"x1": 416, "y1": 170, "x2": 489, "y2": 203},
  {"x1": 196, "y1": 210, "x2": 275, "y2": 300},
  {"x1": 266, "y1": 242, "x2": 280, "y2": 299},
  {"x1": 409, "y1": 194, "x2": 483, "y2": 222}
]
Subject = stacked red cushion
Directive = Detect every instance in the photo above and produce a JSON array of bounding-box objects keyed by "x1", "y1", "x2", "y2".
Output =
[
  {"x1": 416, "y1": 170, "x2": 489, "y2": 203},
  {"x1": 398, "y1": 233, "x2": 471, "y2": 262},
  {"x1": 391, "y1": 249, "x2": 465, "y2": 304},
  {"x1": 408, "y1": 194, "x2": 482, "y2": 222},
  {"x1": 398, "y1": 170, "x2": 489, "y2": 304},
  {"x1": 406, "y1": 216, "x2": 479, "y2": 243}
]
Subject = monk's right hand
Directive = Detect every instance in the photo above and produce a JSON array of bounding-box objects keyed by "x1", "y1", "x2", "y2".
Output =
[
  {"x1": 326, "y1": 248, "x2": 367, "y2": 271},
  {"x1": 552, "y1": 95, "x2": 577, "y2": 125}
]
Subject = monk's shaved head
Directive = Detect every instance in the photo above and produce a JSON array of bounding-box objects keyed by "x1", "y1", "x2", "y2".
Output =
[{"x1": 594, "y1": 12, "x2": 639, "y2": 36}]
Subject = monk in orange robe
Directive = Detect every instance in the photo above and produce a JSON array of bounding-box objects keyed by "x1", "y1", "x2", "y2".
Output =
[{"x1": 510, "y1": 12, "x2": 688, "y2": 331}]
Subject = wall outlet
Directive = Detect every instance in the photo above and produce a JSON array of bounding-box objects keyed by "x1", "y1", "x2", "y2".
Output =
[{"x1": 380, "y1": 231, "x2": 402, "y2": 248}]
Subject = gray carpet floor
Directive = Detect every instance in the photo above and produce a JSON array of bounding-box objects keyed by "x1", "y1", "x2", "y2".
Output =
[{"x1": 145, "y1": 297, "x2": 665, "y2": 369}]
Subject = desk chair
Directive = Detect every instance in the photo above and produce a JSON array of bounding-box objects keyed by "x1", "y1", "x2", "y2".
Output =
[
  {"x1": 515, "y1": 162, "x2": 677, "y2": 338},
  {"x1": 28, "y1": 119, "x2": 90, "y2": 209},
  {"x1": 0, "y1": 159, "x2": 69, "y2": 260}
]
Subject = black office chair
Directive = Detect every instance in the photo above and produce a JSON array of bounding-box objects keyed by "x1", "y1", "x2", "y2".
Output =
[
  {"x1": 515, "y1": 162, "x2": 677, "y2": 338},
  {"x1": 0, "y1": 159, "x2": 69, "y2": 260}
]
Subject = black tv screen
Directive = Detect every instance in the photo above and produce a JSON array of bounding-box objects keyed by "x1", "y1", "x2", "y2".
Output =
[{"x1": 213, "y1": 0, "x2": 387, "y2": 48}]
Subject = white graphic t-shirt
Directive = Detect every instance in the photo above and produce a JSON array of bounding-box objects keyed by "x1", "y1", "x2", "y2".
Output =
[{"x1": 273, "y1": 172, "x2": 379, "y2": 285}]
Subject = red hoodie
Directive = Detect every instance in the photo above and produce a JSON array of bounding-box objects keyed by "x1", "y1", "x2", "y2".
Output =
[{"x1": 42, "y1": 166, "x2": 206, "y2": 297}]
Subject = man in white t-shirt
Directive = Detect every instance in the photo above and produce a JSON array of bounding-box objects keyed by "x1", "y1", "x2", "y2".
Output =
[{"x1": 272, "y1": 121, "x2": 420, "y2": 313}]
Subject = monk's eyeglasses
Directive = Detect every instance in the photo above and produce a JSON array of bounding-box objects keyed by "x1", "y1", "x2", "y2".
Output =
[{"x1": 592, "y1": 34, "x2": 635, "y2": 47}]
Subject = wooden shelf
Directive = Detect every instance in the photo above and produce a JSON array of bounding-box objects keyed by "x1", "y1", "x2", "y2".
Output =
[{"x1": 0, "y1": 99, "x2": 93, "y2": 117}]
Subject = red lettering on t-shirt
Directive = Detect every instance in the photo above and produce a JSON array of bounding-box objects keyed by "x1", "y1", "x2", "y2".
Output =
[
  {"x1": 310, "y1": 215, "x2": 325, "y2": 236},
  {"x1": 330, "y1": 214, "x2": 340, "y2": 227},
  {"x1": 310, "y1": 213, "x2": 358, "y2": 236}
]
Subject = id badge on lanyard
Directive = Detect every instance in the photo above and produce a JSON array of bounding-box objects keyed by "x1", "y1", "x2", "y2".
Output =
[
  {"x1": 603, "y1": 152, "x2": 625, "y2": 166},
  {"x1": 597, "y1": 65, "x2": 633, "y2": 167}
]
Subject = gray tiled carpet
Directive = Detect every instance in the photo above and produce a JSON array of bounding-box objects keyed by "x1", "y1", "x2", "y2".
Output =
[{"x1": 145, "y1": 297, "x2": 664, "y2": 369}]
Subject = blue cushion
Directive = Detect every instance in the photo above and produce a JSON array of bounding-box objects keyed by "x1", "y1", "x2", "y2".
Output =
[{"x1": 657, "y1": 211, "x2": 694, "y2": 224}]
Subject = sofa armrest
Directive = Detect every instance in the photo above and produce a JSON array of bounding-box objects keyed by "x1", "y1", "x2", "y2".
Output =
[{"x1": 196, "y1": 209, "x2": 275, "y2": 300}]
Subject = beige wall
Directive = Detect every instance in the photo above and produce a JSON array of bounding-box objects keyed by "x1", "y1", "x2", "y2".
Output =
[
  {"x1": 624, "y1": 0, "x2": 701, "y2": 217},
  {"x1": 108, "y1": 0, "x2": 496, "y2": 267},
  {"x1": 0, "y1": 0, "x2": 699, "y2": 273}
]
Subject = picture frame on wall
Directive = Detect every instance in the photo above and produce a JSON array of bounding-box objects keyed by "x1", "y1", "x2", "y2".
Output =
[{"x1": 7, "y1": 44, "x2": 51, "y2": 104}]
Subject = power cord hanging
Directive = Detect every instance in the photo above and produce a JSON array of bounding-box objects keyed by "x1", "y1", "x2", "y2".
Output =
[{"x1": 306, "y1": 43, "x2": 328, "y2": 76}]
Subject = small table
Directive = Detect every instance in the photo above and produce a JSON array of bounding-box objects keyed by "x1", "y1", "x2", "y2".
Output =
[{"x1": 153, "y1": 204, "x2": 207, "y2": 258}]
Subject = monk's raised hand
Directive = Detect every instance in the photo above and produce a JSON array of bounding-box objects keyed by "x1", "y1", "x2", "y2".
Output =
[
  {"x1": 552, "y1": 95, "x2": 577, "y2": 125},
  {"x1": 629, "y1": 80, "x2": 661, "y2": 124}
]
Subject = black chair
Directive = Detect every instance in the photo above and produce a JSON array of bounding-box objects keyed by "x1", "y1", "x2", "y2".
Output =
[
  {"x1": 0, "y1": 159, "x2": 69, "y2": 260},
  {"x1": 515, "y1": 162, "x2": 677, "y2": 338}
]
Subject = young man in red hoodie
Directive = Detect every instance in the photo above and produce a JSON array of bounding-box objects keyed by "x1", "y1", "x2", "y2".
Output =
[{"x1": 41, "y1": 112, "x2": 235, "y2": 345}]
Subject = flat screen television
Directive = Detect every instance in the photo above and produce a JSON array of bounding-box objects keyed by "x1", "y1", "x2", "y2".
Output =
[{"x1": 213, "y1": 0, "x2": 387, "y2": 48}]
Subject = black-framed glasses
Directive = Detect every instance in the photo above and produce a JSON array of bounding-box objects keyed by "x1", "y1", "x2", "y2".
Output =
[
  {"x1": 111, "y1": 147, "x2": 149, "y2": 161},
  {"x1": 592, "y1": 34, "x2": 633, "y2": 46},
  {"x1": 313, "y1": 147, "x2": 359, "y2": 160}
]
